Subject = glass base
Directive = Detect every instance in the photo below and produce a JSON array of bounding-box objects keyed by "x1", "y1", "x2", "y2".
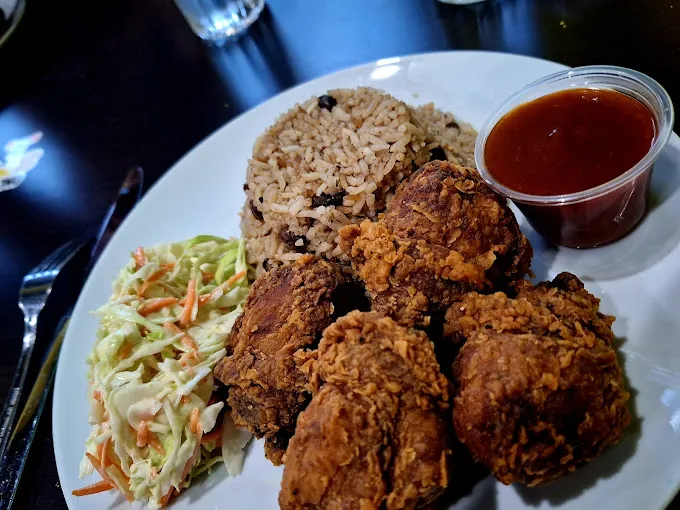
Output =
[{"x1": 175, "y1": 0, "x2": 265, "y2": 44}]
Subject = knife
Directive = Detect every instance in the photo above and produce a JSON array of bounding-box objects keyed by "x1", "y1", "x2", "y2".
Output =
[{"x1": 0, "y1": 166, "x2": 144, "y2": 509}]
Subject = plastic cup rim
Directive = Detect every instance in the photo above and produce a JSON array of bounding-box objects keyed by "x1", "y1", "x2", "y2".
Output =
[{"x1": 474, "y1": 65, "x2": 675, "y2": 206}]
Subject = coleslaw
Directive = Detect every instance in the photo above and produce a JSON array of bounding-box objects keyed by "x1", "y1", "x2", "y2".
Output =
[{"x1": 75, "y1": 236, "x2": 251, "y2": 508}]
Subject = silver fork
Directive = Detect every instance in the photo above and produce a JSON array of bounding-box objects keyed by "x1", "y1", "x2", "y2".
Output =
[{"x1": 0, "y1": 238, "x2": 85, "y2": 460}]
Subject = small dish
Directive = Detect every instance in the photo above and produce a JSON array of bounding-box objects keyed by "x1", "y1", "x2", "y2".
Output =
[{"x1": 475, "y1": 65, "x2": 674, "y2": 248}]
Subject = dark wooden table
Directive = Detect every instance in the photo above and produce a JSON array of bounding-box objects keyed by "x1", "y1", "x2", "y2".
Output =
[{"x1": 1, "y1": 0, "x2": 679, "y2": 507}]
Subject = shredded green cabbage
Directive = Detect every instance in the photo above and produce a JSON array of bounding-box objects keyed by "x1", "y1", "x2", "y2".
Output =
[{"x1": 79, "y1": 236, "x2": 250, "y2": 508}]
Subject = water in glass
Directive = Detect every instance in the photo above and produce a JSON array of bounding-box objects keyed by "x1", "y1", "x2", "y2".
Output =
[{"x1": 174, "y1": 0, "x2": 265, "y2": 43}]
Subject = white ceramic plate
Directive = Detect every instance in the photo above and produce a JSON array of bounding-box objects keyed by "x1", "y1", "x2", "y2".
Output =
[{"x1": 53, "y1": 51, "x2": 680, "y2": 510}]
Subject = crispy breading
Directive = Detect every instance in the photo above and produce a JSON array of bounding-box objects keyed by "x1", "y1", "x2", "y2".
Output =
[
  {"x1": 448, "y1": 273, "x2": 630, "y2": 486},
  {"x1": 339, "y1": 161, "x2": 532, "y2": 328},
  {"x1": 445, "y1": 272, "x2": 615, "y2": 346},
  {"x1": 214, "y1": 255, "x2": 345, "y2": 465},
  {"x1": 226, "y1": 385, "x2": 309, "y2": 465},
  {"x1": 279, "y1": 311, "x2": 452, "y2": 510}
]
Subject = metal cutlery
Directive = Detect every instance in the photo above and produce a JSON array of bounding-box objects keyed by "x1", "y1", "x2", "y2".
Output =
[
  {"x1": 0, "y1": 237, "x2": 85, "y2": 462},
  {"x1": 0, "y1": 166, "x2": 143, "y2": 509}
]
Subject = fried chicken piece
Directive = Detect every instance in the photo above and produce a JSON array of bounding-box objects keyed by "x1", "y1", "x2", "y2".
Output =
[
  {"x1": 339, "y1": 161, "x2": 532, "y2": 329},
  {"x1": 445, "y1": 271, "x2": 616, "y2": 345},
  {"x1": 448, "y1": 272, "x2": 630, "y2": 486},
  {"x1": 279, "y1": 311, "x2": 452, "y2": 510},
  {"x1": 214, "y1": 255, "x2": 346, "y2": 465}
]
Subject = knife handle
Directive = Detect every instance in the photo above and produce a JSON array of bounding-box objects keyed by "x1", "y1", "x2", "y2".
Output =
[{"x1": 0, "y1": 314, "x2": 70, "y2": 510}]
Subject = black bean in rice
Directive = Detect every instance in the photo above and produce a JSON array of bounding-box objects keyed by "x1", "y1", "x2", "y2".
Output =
[
  {"x1": 241, "y1": 87, "x2": 477, "y2": 275},
  {"x1": 411, "y1": 102, "x2": 478, "y2": 168}
]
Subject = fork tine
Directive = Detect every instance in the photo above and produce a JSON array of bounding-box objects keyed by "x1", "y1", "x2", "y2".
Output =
[
  {"x1": 49, "y1": 237, "x2": 86, "y2": 271},
  {"x1": 32, "y1": 238, "x2": 85, "y2": 274},
  {"x1": 32, "y1": 240, "x2": 72, "y2": 273},
  {"x1": 31, "y1": 243, "x2": 68, "y2": 274}
]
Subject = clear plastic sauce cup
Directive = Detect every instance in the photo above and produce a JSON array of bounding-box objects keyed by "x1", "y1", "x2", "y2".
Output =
[{"x1": 475, "y1": 65, "x2": 675, "y2": 248}]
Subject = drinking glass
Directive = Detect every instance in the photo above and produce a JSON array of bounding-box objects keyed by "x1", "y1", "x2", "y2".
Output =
[
  {"x1": 437, "y1": 0, "x2": 486, "y2": 4},
  {"x1": 174, "y1": 0, "x2": 265, "y2": 43}
]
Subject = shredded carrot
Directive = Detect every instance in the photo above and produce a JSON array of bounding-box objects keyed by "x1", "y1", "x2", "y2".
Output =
[
  {"x1": 180, "y1": 292, "x2": 211, "y2": 306},
  {"x1": 134, "y1": 247, "x2": 147, "y2": 269},
  {"x1": 72, "y1": 479, "x2": 114, "y2": 496},
  {"x1": 136, "y1": 421, "x2": 148, "y2": 448},
  {"x1": 226, "y1": 270, "x2": 247, "y2": 286},
  {"x1": 163, "y1": 321, "x2": 182, "y2": 334},
  {"x1": 184, "y1": 336, "x2": 199, "y2": 351},
  {"x1": 181, "y1": 335, "x2": 198, "y2": 351},
  {"x1": 159, "y1": 441, "x2": 201, "y2": 506},
  {"x1": 190, "y1": 408, "x2": 200, "y2": 435},
  {"x1": 100, "y1": 437, "x2": 112, "y2": 468},
  {"x1": 188, "y1": 408, "x2": 203, "y2": 437},
  {"x1": 148, "y1": 433, "x2": 165, "y2": 455},
  {"x1": 118, "y1": 342, "x2": 132, "y2": 360},
  {"x1": 93, "y1": 390, "x2": 102, "y2": 403},
  {"x1": 181, "y1": 442, "x2": 201, "y2": 483},
  {"x1": 163, "y1": 322, "x2": 198, "y2": 351},
  {"x1": 107, "y1": 463, "x2": 133, "y2": 502},
  {"x1": 179, "y1": 279, "x2": 197, "y2": 327},
  {"x1": 138, "y1": 297, "x2": 178, "y2": 316},
  {"x1": 111, "y1": 462, "x2": 130, "y2": 485},
  {"x1": 183, "y1": 269, "x2": 247, "y2": 307},
  {"x1": 201, "y1": 426, "x2": 222, "y2": 446},
  {"x1": 85, "y1": 452, "x2": 114, "y2": 487},
  {"x1": 181, "y1": 395, "x2": 190, "y2": 405},
  {"x1": 138, "y1": 266, "x2": 172, "y2": 297},
  {"x1": 202, "y1": 272, "x2": 214, "y2": 284},
  {"x1": 181, "y1": 295, "x2": 209, "y2": 306},
  {"x1": 160, "y1": 487, "x2": 174, "y2": 506},
  {"x1": 180, "y1": 350, "x2": 202, "y2": 368}
]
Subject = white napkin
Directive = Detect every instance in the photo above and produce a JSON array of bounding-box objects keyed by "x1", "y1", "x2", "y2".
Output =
[{"x1": 0, "y1": 0, "x2": 19, "y2": 19}]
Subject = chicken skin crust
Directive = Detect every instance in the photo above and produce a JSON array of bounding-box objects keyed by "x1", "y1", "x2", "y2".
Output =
[
  {"x1": 339, "y1": 161, "x2": 532, "y2": 328},
  {"x1": 448, "y1": 273, "x2": 630, "y2": 486},
  {"x1": 279, "y1": 311, "x2": 452, "y2": 510},
  {"x1": 214, "y1": 254, "x2": 345, "y2": 465}
]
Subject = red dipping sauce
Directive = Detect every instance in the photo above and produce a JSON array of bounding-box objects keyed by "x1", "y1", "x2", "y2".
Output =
[
  {"x1": 476, "y1": 71, "x2": 674, "y2": 249},
  {"x1": 485, "y1": 88, "x2": 655, "y2": 196},
  {"x1": 484, "y1": 88, "x2": 656, "y2": 248}
]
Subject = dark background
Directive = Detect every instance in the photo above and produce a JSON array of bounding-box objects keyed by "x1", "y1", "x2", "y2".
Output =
[{"x1": 1, "y1": 0, "x2": 679, "y2": 507}]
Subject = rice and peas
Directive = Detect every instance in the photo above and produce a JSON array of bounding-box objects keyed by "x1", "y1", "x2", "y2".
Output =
[{"x1": 242, "y1": 87, "x2": 477, "y2": 275}]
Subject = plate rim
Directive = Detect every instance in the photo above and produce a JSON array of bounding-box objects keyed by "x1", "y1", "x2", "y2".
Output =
[{"x1": 52, "y1": 49, "x2": 679, "y2": 510}]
